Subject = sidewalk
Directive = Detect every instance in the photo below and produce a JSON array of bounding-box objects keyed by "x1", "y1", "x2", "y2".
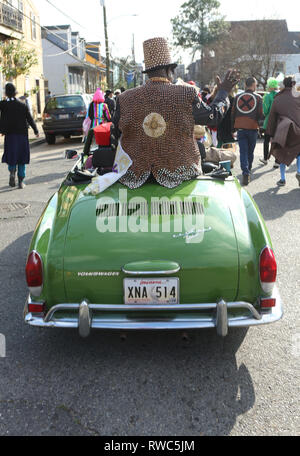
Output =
[{"x1": 0, "y1": 121, "x2": 46, "y2": 151}]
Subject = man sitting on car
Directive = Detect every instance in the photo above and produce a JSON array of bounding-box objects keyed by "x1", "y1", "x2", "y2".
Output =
[{"x1": 112, "y1": 37, "x2": 239, "y2": 189}]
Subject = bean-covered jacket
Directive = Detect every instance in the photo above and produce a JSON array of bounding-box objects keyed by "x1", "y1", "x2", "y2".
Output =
[{"x1": 112, "y1": 79, "x2": 229, "y2": 189}]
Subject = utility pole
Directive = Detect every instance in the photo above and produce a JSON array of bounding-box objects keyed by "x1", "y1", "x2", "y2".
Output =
[{"x1": 101, "y1": 0, "x2": 111, "y2": 88}]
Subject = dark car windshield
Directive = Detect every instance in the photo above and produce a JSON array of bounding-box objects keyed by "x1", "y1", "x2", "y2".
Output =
[{"x1": 46, "y1": 96, "x2": 85, "y2": 110}]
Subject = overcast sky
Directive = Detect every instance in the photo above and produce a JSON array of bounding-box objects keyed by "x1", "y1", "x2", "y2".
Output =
[{"x1": 35, "y1": 0, "x2": 300, "y2": 65}]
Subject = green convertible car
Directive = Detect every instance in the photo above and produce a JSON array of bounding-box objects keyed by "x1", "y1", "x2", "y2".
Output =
[{"x1": 24, "y1": 156, "x2": 283, "y2": 338}]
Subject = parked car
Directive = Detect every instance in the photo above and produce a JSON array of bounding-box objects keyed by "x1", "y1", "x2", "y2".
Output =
[
  {"x1": 42, "y1": 94, "x2": 92, "y2": 145},
  {"x1": 24, "y1": 155, "x2": 283, "y2": 338}
]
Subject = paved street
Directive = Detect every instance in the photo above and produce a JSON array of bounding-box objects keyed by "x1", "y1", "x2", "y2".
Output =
[{"x1": 0, "y1": 137, "x2": 299, "y2": 436}]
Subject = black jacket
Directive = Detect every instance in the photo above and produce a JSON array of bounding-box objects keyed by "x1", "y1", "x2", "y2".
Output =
[
  {"x1": 217, "y1": 95, "x2": 235, "y2": 144},
  {"x1": 105, "y1": 96, "x2": 116, "y2": 116},
  {"x1": 0, "y1": 99, "x2": 38, "y2": 135}
]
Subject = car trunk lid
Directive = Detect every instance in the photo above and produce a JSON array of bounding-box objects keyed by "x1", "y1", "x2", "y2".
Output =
[{"x1": 63, "y1": 182, "x2": 239, "y2": 304}]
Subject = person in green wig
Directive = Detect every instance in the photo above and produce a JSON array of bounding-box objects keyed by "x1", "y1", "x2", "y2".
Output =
[{"x1": 259, "y1": 77, "x2": 279, "y2": 166}]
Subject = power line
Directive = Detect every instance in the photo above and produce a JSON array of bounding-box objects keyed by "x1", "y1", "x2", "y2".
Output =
[
  {"x1": 41, "y1": 1, "x2": 143, "y2": 82},
  {"x1": 43, "y1": 0, "x2": 88, "y2": 31},
  {"x1": 0, "y1": 1, "x2": 103, "y2": 58},
  {"x1": 42, "y1": 2, "x2": 142, "y2": 66},
  {"x1": 45, "y1": 41, "x2": 85, "y2": 57},
  {"x1": 0, "y1": 1, "x2": 142, "y2": 75}
]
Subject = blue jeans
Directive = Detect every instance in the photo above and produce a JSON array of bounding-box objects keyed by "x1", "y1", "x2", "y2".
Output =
[
  {"x1": 280, "y1": 155, "x2": 300, "y2": 180},
  {"x1": 8, "y1": 164, "x2": 26, "y2": 178},
  {"x1": 237, "y1": 129, "x2": 258, "y2": 176}
]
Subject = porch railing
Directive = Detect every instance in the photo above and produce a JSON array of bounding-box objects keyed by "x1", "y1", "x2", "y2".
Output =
[{"x1": 0, "y1": 3, "x2": 23, "y2": 33}]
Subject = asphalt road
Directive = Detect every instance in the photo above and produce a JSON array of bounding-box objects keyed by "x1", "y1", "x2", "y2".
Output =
[{"x1": 0, "y1": 137, "x2": 299, "y2": 436}]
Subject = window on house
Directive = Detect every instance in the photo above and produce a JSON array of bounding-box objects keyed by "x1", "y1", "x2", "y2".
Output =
[
  {"x1": 18, "y1": 1, "x2": 23, "y2": 14},
  {"x1": 30, "y1": 12, "x2": 37, "y2": 40}
]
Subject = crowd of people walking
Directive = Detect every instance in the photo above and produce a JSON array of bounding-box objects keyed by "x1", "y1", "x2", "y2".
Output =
[
  {"x1": 201, "y1": 73, "x2": 300, "y2": 188},
  {"x1": 0, "y1": 53, "x2": 299, "y2": 192}
]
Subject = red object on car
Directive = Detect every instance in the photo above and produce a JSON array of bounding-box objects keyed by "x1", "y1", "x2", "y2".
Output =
[
  {"x1": 28, "y1": 303, "x2": 45, "y2": 314},
  {"x1": 94, "y1": 122, "x2": 112, "y2": 146},
  {"x1": 26, "y1": 251, "x2": 43, "y2": 288},
  {"x1": 260, "y1": 247, "x2": 277, "y2": 293},
  {"x1": 260, "y1": 298, "x2": 276, "y2": 308}
]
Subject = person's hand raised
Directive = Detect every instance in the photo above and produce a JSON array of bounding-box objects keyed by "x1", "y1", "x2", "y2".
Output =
[{"x1": 216, "y1": 69, "x2": 240, "y2": 92}]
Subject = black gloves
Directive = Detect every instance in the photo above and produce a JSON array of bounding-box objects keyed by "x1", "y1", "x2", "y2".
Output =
[{"x1": 216, "y1": 69, "x2": 240, "y2": 93}]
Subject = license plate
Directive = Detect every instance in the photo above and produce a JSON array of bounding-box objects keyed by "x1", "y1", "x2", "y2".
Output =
[
  {"x1": 59, "y1": 114, "x2": 69, "y2": 119},
  {"x1": 124, "y1": 278, "x2": 179, "y2": 305}
]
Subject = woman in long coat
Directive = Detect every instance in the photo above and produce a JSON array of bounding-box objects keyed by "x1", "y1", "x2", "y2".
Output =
[
  {"x1": 266, "y1": 76, "x2": 300, "y2": 187},
  {"x1": 0, "y1": 83, "x2": 39, "y2": 189}
]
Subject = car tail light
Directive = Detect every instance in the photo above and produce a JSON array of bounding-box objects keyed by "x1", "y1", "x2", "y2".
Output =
[
  {"x1": 260, "y1": 298, "x2": 276, "y2": 309},
  {"x1": 76, "y1": 110, "x2": 87, "y2": 118},
  {"x1": 260, "y1": 247, "x2": 277, "y2": 293},
  {"x1": 26, "y1": 251, "x2": 43, "y2": 297},
  {"x1": 43, "y1": 113, "x2": 51, "y2": 120},
  {"x1": 28, "y1": 303, "x2": 45, "y2": 314}
]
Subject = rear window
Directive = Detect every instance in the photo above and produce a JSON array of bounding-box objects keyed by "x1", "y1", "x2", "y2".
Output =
[{"x1": 46, "y1": 96, "x2": 85, "y2": 110}]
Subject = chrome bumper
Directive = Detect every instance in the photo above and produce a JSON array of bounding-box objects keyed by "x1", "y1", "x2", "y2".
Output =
[{"x1": 24, "y1": 286, "x2": 283, "y2": 338}]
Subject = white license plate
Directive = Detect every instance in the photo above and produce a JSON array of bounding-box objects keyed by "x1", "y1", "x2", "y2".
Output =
[
  {"x1": 59, "y1": 114, "x2": 69, "y2": 119},
  {"x1": 124, "y1": 278, "x2": 179, "y2": 305}
]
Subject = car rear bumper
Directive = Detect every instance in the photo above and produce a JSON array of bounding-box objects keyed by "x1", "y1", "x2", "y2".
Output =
[
  {"x1": 24, "y1": 286, "x2": 283, "y2": 337},
  {"x1": 43, "y1": 121, "x2": 84, "y2": 136}
]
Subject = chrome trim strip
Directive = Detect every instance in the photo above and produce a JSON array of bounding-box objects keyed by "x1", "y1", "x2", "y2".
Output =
[
  {"x1": 227, "y1": 302, "x2": 262, "y2": 320},
  {"x1": 24, "y1": 286, "x2": 283, "y2": 336},
  {"x1": 44, "y1": 304, "x2": 80, "y2": 323},
  {"x1": 122, "y1": 268, "x2": 181, "y2": 276}
]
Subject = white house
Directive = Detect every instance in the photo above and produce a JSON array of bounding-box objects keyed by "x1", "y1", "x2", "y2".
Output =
[
  {"x1": 275, "y1": 28, "x2": 300, "y2": 75},
  {"x1": 42, "y1": 25, "x2": 102, "y2": 95}
]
